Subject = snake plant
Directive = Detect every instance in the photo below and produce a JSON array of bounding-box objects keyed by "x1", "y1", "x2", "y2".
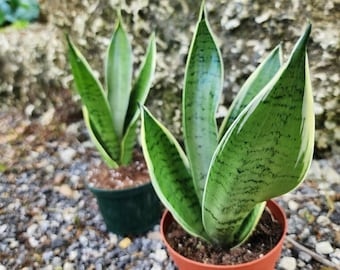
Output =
[
  {"x1": 141, "y1": 2, "x2": 314, "y2": 248},
  {"x1": 67, "y1": 13, "x2": 156, "y2": 168}
]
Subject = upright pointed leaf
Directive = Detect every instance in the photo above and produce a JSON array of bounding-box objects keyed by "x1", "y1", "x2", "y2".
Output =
[
  {"x1": 67, "y1": 36, "x2": 120, "y2": 162},
  {"x1": 183, "y1": 3, "x2": 223, "y2": 202},
  {"x1": 106, "y1": 14, "x2": 133, "y2": 139},
  {"x1": 120, "y1": 33, "x2": 156, "y2": 165},
  {"x1": 141, "y1": 107, "x2": 208, "y2": 240},
  {"x1": 125, "y1": 33, "x2": 156, "y2": 129},
  {"x1": 219, "y1": 45, "x2": 283, "y2": 137},
  {"x1": 203, "y1": 24, "x2": 314, "y2": 247},
  {"x1": 120, "y1": 121, "x2": 137, "y2": 165},
  {"x1": 82, "y1": 107, "x2": 119, "y2": 168}
]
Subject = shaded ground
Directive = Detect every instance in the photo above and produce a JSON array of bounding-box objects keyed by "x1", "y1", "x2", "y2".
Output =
[{"x1": 0, "y1": 107, "x2": 339, "y2": 269}]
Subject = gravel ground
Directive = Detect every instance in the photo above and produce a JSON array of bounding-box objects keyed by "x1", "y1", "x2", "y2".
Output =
[{"x1": 0, "y1": 108, "x2": 339, "y2": 270}]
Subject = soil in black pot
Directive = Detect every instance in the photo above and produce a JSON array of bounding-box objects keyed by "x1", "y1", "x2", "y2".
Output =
[
  {"x1": 166, "y1": 207, "x2": 283, "y2": 265},
  {"x1": 88, "y1": 150, "x2": 150, "y2": 190}
]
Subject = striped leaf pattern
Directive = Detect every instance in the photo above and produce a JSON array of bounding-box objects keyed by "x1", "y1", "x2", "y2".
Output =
[
  {"x1": 183, "y1": 4, "x2": 223, "y2": 202},
  {"x1": 121, "y1": 33, "x2": 156, "y2": 165},
  {"x1": 219, "y1": 45, "x2": 283, "y2": 138},
  {"x1": 67, "y1": 37, "x2": 120, "y2": 164},
  {"x1": 202, "y1": 24, "x2": 314, "y2": 247},
  {"x1": 68, "y1": 14, "x2": 155, "y2": 168},
  {"x1": 141, "y1": 107, "x2": 208, "y2": 240}
]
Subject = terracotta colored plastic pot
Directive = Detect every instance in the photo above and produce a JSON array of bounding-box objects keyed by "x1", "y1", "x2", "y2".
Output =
[
  {"x1": 161, "y1": 200, "x2": 287, "y2": 270},
  {"x1": 89, "y1": 182, "x2": 162, "y2": 235}
]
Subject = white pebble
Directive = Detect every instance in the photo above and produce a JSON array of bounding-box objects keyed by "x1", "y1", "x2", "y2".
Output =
[
  {"x1": 150, "y1": 265, "x2": 162, "y2": 270},
  {"x1": 63, "y1": 262, "x2": 75, "y2": 270},
  {"x1": 315, "y1": 241, "x2": 334, "y2": 254},
  {"x1": 278, "y1": 256, "x2": 297, "y2": 270},
  {"x1": 26, "y1": 223, "x2": 38, "y2": 236},
  {"x1": 150, "y1": 249, "x2": 168, "y2": 263},
  {"x1": 0, "y1": 265, "x2": 6, "y2": 270},
  {"x1": 59, "y1": 148, "x2": 77, "y2": 164},
  {"x1": 68, "y1": 250, "x2": 78, "y2": 261},
  {"x1": 28, "y1": 237, "x2": 39, "y2": 248},
  {"x1": 9, "y1": 240, "x2": 19, "y2": 249},
  {"x1": 288, "y1": 200, "x2": 299, "y2": 211},
  {"x1": 316, "y1": 215, "x2": 331, "y2": 226}
]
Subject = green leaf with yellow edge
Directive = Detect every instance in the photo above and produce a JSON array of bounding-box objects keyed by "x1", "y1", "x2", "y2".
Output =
[
  {"x1": 141, "y1": 107, "x2": 208, "y2": 240},
  {"x1": 203, "y1": 24, "x2": 314, "y2": 247},
  {"x1": 67, "y1": 36, "x2": 120, "y2": 165},
  {"x1": 120, "y1": 33, "x2": 156, "y2": 165},
  {"x1": 82, "y1": 106, "x2": 118, "y2": 168},
  {"x1": 219, "y1": 44, "x2": 283, "y2": 138}
]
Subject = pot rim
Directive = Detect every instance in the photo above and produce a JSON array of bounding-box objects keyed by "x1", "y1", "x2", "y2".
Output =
[{"x1": 160, "y1": 200, "x2": 287, "y2": 269}]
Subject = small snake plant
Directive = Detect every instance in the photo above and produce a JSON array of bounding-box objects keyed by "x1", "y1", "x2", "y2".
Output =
[
  {"x1": 67, "y1": 13, "x2": 156, "y2": 168},
  {"x1": 141, "y1": 2, "x2": 314, "y2": 248}
]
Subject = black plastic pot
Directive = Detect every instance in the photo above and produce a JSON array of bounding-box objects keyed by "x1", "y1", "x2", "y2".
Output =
[{"x1": 88, "y1": 182, "x2": 162, "y2": 235}]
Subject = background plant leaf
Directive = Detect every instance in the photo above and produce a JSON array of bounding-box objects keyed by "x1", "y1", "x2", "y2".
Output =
[
  {"x1": 106, "y1": 14, "x2": 133, "y2": 139},
  {"x1": 120, "y1": 33, "x2": 156, "y2": 165},
  {"x1": 67, "y1": 36, "x2": 120, "y2": 164},
  {"x1": 82, "y1": 106, "x2": 118, "y2": 168}
]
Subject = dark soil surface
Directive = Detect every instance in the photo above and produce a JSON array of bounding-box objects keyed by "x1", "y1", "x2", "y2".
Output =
[
  {"x1": 88, "y1": 150, "x2": 150, "y2": 190},
  {"x1": 166, "y1": 208, "x2": 282, "y2": 265}
]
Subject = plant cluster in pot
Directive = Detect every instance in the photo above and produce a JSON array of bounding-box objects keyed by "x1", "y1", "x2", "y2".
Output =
[
  {"x1": 67, "y1": 13, "x2": 161, "y2": 235},
  {"x1": 140, "y1": 2, "x2": 314, "y2": 269}
]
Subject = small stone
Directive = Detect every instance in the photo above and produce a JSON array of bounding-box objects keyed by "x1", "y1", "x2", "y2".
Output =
[
  {"x1": 68, "y1": 250, "x2": 78, "y2": 261},
  {"x1": 288, "y1": 200, "x2": 299, "y2": 211},
  {"x1": 119, "y1": 237, "x2": 132, "y2": 249},
  {"x1": 42, "y1": 251, "x2": 54, "y2": 262},
  {"x1": 147, "y1": 231, "x2": 162, "y2": 240},
  {"x1": 9, "y1": 239, "x2": 19, "y2": 249},
  {"x1": 322, "y1": 166, "x2": 340, "y2": 183},
  {"x1": 39, "y1": 107, "x2": 55, "y2": 126},
  {"x1": 108, "y1": 233, "x2": 118, "y2": 246},
  {"x1": 52, "y1": 256, "x2": 62, "y2": 267},
  {"x1": 63, "y1": 262, "x2": 75, "y2": 270},
  {"x1": 79, "y1": 235, "x2": 89, "y2": 246},
  {"x1": 28, "y1": 237, "x2": 39, "y2": 248},
  {"x1": 307, "y1": 160, "x2": 322, "y2": 180},
  {"x1": 59, "y1": 148, "x2": 77, "y2": 164},
  {"x1": 298, "y1": 251, "x2": 312, "y2": 262},
  {"x1": 150, "y1": 249, "x2": 168, "y2": 263},
  {"x1": 0, "y1": 265, "x2": 6, "y2": 270},
  {"x1": 0, "y1": 224, "x2": 7, "y2": 235},
  {"x1": 51, "y1": 238, "x2": 65, "y2": 249},
  {"x1": 150, "y1": 265, "x2": 162, "y2": 270},
  {"x1": 26, "y1": 223, "x2": 38, "y2": 236},
  {"x1": 315, "y1": 241, "x2": 334, "y2": 254},
  {"x1": 316, "y1": 215, "x2": 331, "y2": 226},
  {"x1": 278, "y1": 256, "x2": 297, "y2": 270},
  {"x1": 330, "y1": 248, "x2": 340, "y2": 265},
  {"x1": 57, "y1": 184, "x2": 74, "y2": 198},
  {"x1": 54, "y1": 173, "x2": 66, "y2": 185}
]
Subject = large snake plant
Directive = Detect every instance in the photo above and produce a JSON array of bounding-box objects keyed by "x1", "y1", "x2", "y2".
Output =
[
  {"x1": 141, "y1": 3, "x2": 314, "y2": 248},
  {"x1": 67, "y1": 13, "x2": 156, "y2": 168}
]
